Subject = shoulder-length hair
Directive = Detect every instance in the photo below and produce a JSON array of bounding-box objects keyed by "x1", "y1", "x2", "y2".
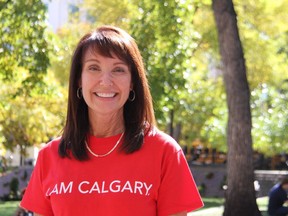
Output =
[{"x1": 58, "y1": 26, "x2": 156, "y2": 160}]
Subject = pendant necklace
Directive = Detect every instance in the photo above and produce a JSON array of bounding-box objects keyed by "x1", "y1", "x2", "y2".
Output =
[{"x1": 85, "y1": 133, "x2": 124, "y2": 158}]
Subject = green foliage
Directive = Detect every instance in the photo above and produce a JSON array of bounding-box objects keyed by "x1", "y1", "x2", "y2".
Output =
[
  {"x1": 0, "y1": 0, "x2": 67, "y2": 158},
  {"x1": 49, "y1": 22, "x2": 92, "y2": 86},
  {"x1": 251, "y1": 83, "x2": 288, "y2": 155},
  {"x1": 195, "y1": 1, "x2": 288, "y2": 87},
  {"x1": 82, "y1": 0, "x2": 138, "y2": 29},
  {"x1": 189, "y1": 1, "x2": 288, "y2": 153},
  {"x1": 131, "y1": 0, "x2": 200, "y2": 124},
  {"x1": 0, "y1": 71, "x2": 66, "y2": 152},
  {"x1": 179, "y1": 72, "x2": 227, "y2": 150},
  {"x1": 128, "y1": 0, "x2": 229, "y2": 148},
  {"x1": 234, "y1": 0, "x2": 288, "y2": 87},
  {"x1": 0, "y1": 0, "x2": 50, "y2": 92}
]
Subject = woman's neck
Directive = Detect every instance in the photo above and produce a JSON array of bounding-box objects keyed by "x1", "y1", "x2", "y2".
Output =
[{"x1": 88, "y1": 111, "x2": 125, "y2": 137}]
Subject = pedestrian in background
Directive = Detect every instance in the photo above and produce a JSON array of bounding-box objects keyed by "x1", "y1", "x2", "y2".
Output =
[{"x1": 268, "y1": 177, "x2": 288, "y2": 216}]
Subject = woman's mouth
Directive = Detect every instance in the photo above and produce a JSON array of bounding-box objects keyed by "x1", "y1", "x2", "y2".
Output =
[{"x1": 95, "y1": 93, "x2": 116, "y2": 98}]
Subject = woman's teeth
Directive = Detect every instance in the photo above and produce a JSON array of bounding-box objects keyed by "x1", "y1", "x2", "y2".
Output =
[{"x1": 96, "y1": 93, "x2": 116, "y2": 98}]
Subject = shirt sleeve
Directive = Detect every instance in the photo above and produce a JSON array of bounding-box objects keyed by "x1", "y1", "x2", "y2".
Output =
[
  {"x1": 157, "y1": 148, "x2": 203, "y2": 216},
  {"x1": 20, "y1": 149, "x2": 54, "y2": 216}
]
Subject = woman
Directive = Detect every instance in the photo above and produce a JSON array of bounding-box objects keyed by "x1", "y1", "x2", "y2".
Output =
[{"x1": 20, "y1": 26, "x2": 203, "y2": 216}]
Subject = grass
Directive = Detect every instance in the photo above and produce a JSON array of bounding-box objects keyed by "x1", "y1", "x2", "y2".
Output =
[
  {"x1": 201, "y1": 197, "x2": 225, "y2": 208},
  {"x1": 257, "y1": 197, "x2": 269, "y2": 216},
  {"x1": 189, "y1": 197, "x2": 269, "y2": 216},
  {"x1": 0, "y1": 197, "x2": 268, "y2": 216},
  {"x1": 0, "y1": 200, "x2": 20, "y2": 216}
]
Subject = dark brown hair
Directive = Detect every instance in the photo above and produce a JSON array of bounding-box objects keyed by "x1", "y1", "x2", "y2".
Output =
[{"x1": 58, "y1": 26, "x2": 155, "y2": 160}]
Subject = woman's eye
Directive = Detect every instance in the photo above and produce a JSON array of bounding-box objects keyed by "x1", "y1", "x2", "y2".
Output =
[
  {"x1": 113, "y1": 67, "x2": 125, "y2": 72},
  {"x1": 88, "y1": 66, "x2": 100, "y2": 71}
]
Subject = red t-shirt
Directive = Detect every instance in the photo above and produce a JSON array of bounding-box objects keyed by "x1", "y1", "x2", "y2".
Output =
[{"x1": 21, "y1": 129, "x2": 203, "y2": 215}]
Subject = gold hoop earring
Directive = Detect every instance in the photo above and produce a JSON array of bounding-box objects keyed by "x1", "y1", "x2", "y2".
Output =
[
  {"x1": 129, "y1": 90, "x2": 135, "y2": 101},
  {"x1": 77, "y1": 88, "x2": 82, "y2": 99}
]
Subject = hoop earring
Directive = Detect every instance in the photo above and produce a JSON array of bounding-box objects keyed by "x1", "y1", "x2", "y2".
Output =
[
  {"x1": 129, "y1": 90, "x2": 135, "y2": 101},
  {"x1": 77, "y1": 87, "x2": 82, "y2": 99}
]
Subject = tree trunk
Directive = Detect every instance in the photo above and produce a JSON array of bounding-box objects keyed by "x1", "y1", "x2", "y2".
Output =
[
  {"x1": 212, "y1": 0, "x2": 261, "y2": 216},
  {"x1": 19, "y1": 144, "x2": 24, "y2": 166},
  {"x1": 169, "y1": 109, "x2": 174, "y2": 137},
  {"x1": 173, "y1": 123, "x2": 182, "y2": 142}
]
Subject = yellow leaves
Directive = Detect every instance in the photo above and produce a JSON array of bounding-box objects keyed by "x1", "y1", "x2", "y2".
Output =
[
  {"x1": 0, "y1": 63, "x2": 66, "y2": 149},
  {"x1": 83, "y1": 0, "x2": 138, "y2": 29}
]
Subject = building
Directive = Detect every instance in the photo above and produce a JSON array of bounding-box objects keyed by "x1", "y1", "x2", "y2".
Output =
[{"x1": 43, "y1": 0, "x2": 83, "y2": 32}]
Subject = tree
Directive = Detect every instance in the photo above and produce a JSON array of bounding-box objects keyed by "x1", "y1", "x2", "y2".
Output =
[
  {"x1": 251, "y1": 83, "x2": 288, "y2": 155},
  {"x1": 0, "y1": 0, "x2": 66, "y2": 163},
  {"x1": 130, "y1": 0, "x2": 201, "y2": 137},
  {"x1": 49, "y1": 22, "x2": 92, "y2": 86},
  {"x1": 212, "y1": 0, "x2": 261, "y2": 215},
  {"x1": 234, "y1": 0, "x2": 288, "y2": 87},
  {"x1": 82, "y1": 0, "x2": 138, "y2": 30},
  {"x1": 0, "y1": 70, "x2": 67, "y2": 165},
  {"x1": 191, "y1": 0, "x2": 288, "y2": 153},
  {"x1": 178, "y1": 71, "x2": 227, "y2": 150},
  {"x1": 0, "y1": 0, "x2": 50, "y2": 92}
]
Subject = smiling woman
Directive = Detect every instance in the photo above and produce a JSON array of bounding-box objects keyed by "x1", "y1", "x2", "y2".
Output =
[
  {"x1": 20, "y1": 26, "x2": 203, "y2": 216},
  {"x1": 80, "y1": 49, "x2": 132, "y2": 119}
]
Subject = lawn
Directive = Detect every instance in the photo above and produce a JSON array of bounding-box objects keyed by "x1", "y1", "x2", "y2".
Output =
[{"x1": 0, "y1": 200, "x2": 20, "y2": 216}]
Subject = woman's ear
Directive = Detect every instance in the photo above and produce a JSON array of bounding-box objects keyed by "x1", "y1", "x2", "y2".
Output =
[
  {"x1": 78, "y1": 78, "x2": 82, "y2": 88},
  {"x1": 130, "y1": 82, "x2": 133, "y2": 90}
]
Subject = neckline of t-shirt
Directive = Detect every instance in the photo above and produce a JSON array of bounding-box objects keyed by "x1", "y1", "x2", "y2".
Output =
[{"x1": 87, "y1": 133, "x2": 123, "y2": 145}]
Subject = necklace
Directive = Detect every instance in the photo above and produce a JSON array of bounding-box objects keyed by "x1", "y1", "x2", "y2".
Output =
[{"x1": 85, "y1": 133, "x2": 124, "y2": 157}]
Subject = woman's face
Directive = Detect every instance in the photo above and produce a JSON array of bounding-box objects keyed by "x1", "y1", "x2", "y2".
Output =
[{"x1": 80, "y1": 48, "x2": 132, "y2": 118}]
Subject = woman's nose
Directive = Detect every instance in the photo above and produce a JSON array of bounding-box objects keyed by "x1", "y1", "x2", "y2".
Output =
[{"x1": 99, "y1": 72, "x2": 113, "y2": 86}]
